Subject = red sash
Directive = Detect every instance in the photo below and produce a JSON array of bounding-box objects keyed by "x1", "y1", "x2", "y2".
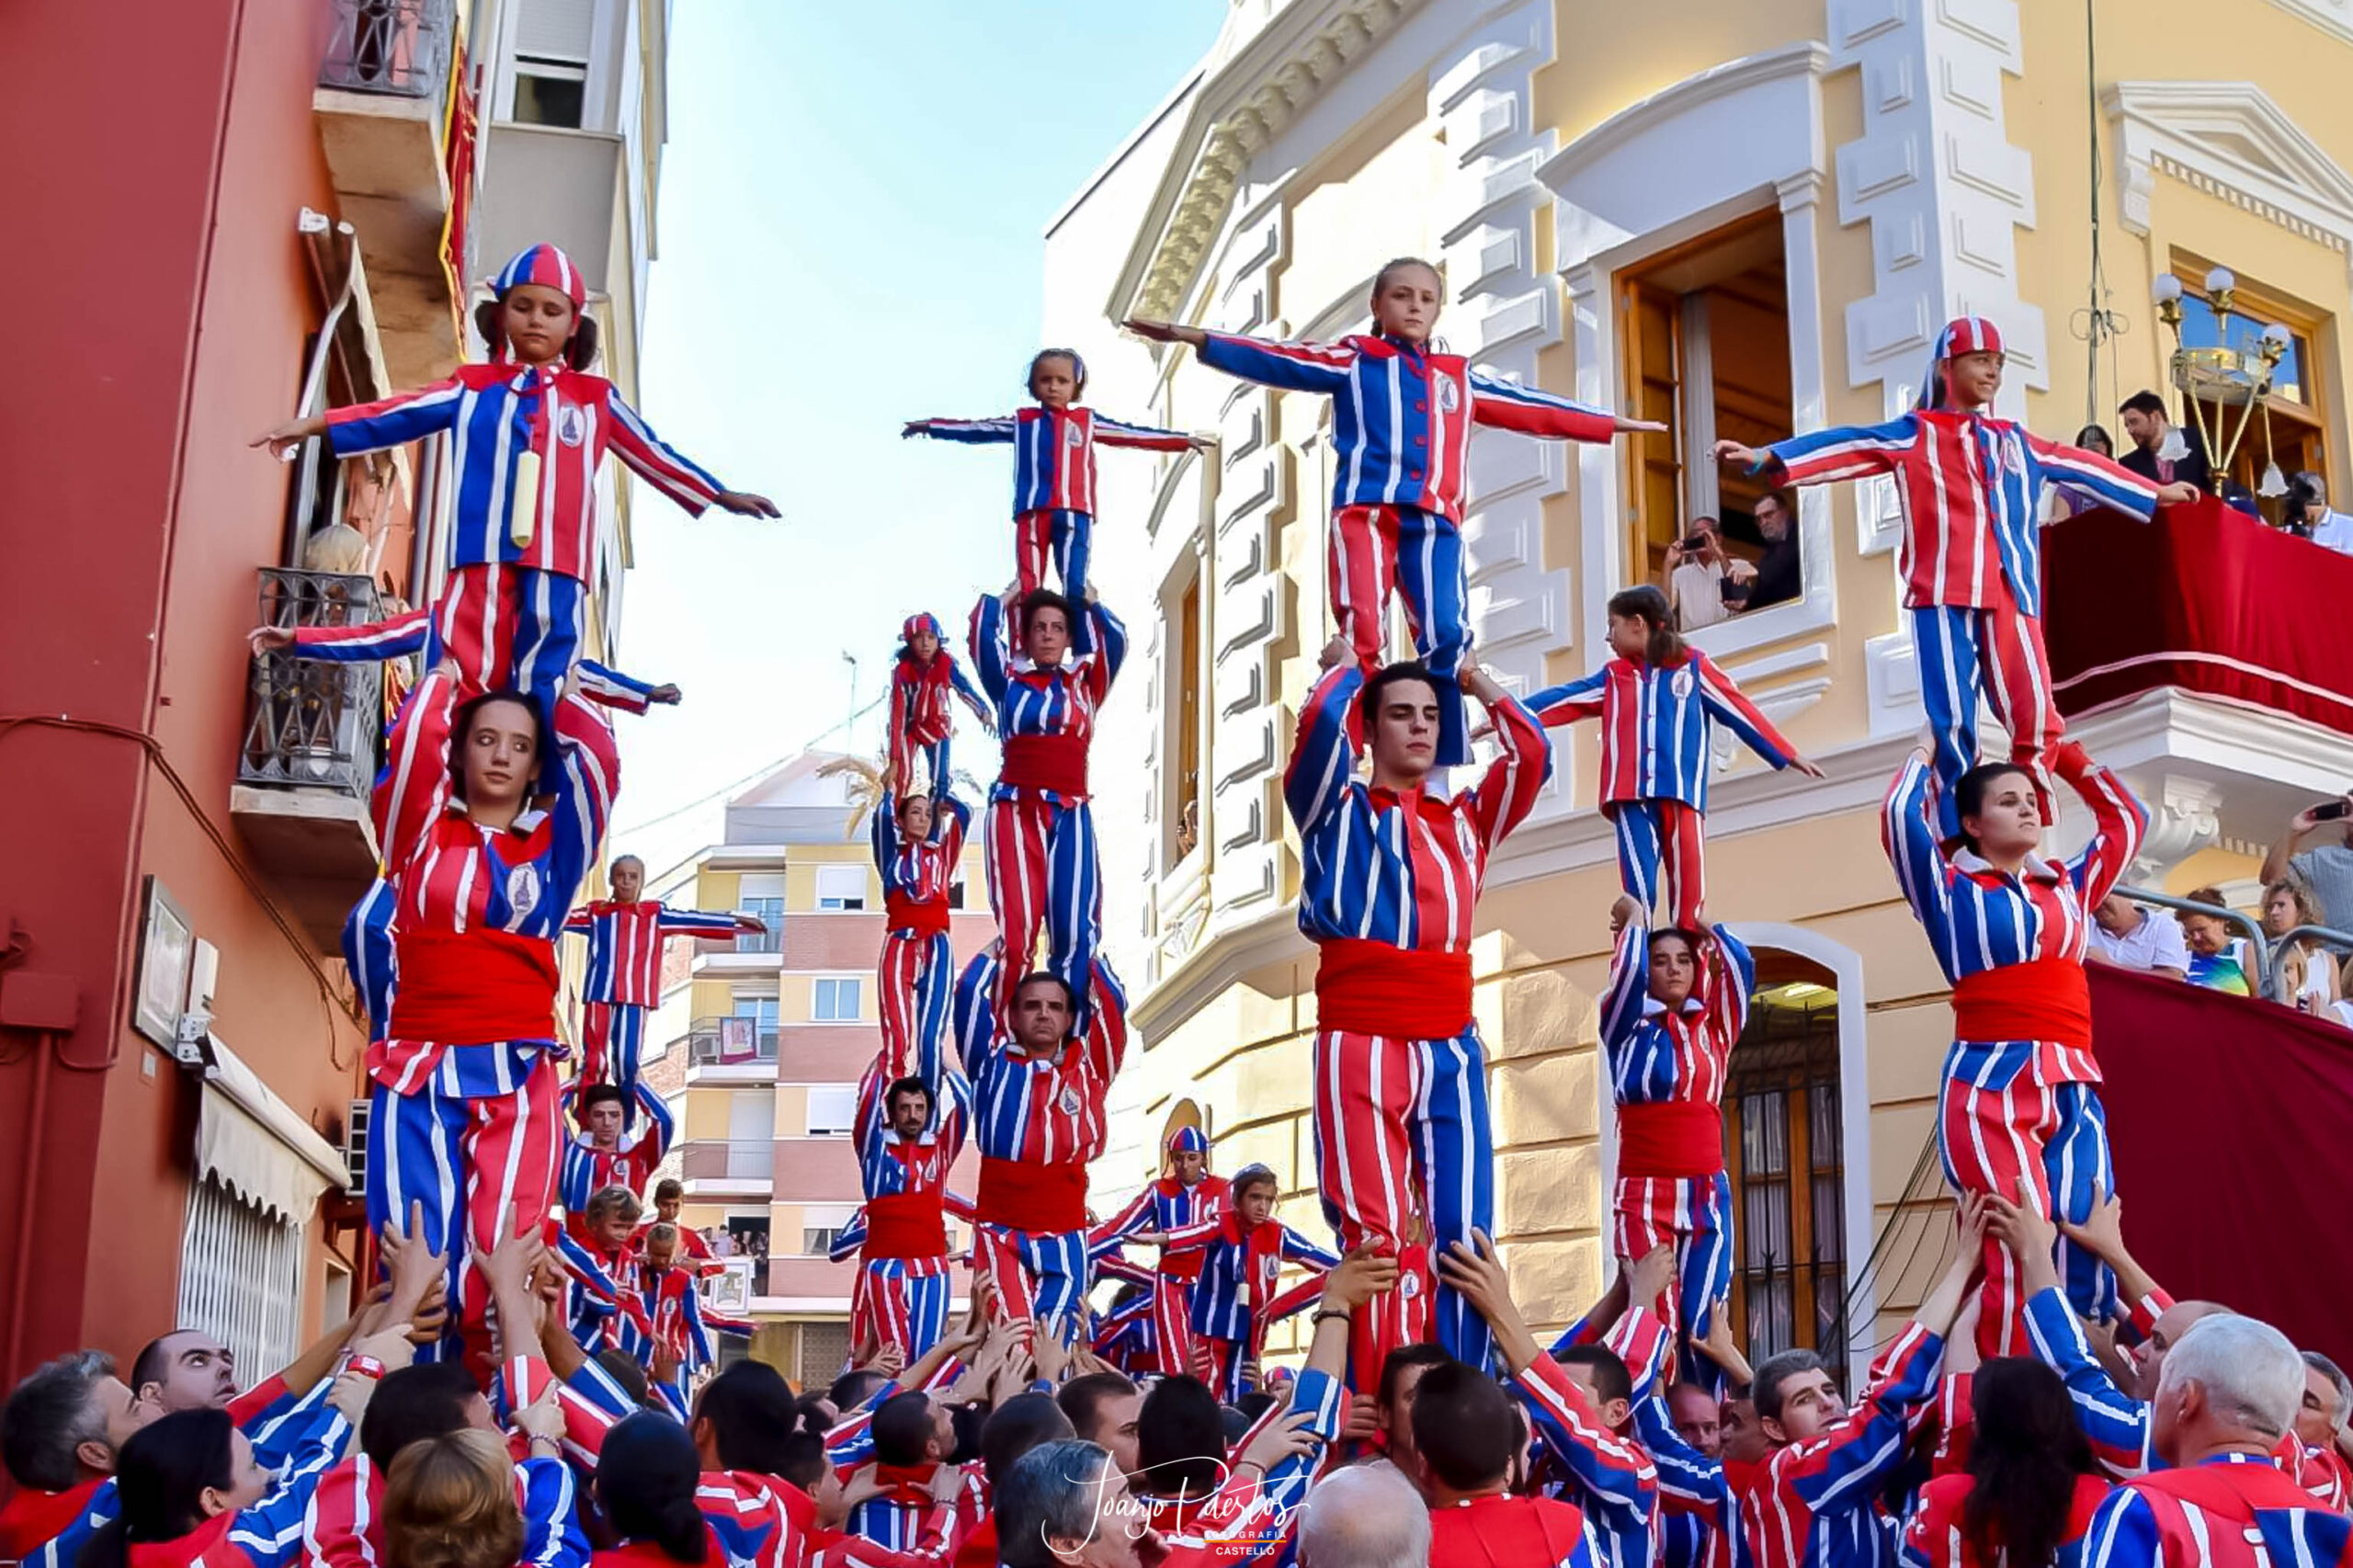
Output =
[
  {"x1": 2131, "y1": 1459, "x2": 2315, "y2": 1523},
  {"x1": 870, "y1": 1461, "x2": 938, "y2": 1509},
  {"x1": 863, "y1": 1190, "x2": 949, "y2": 1260},
  {"x1": 1315, "y1": 939, "x2": 1474, "y2": 1037},
  {"x1": 883, "y1": 889, "x2": 951, "y2": 937},
  {"x1": 998, "y1": 734, "x2": 1089, "y2": 796},
  {"x1": 1617, "y1": 1102, "x2": 1726, "y2": 1178},
  {"x1": 1951, "y1": 958, "x2": 2093, "y2": 1050},
  {"x1": 0, "y1": 1478, "x2": 104, "y2": 1562},
  {"x1": 977, "y1": 1156, "x2": 1088, "y2": 1233},
  {"x1": 389, "y1": 928, "x2": 559, "y2": 1042}
]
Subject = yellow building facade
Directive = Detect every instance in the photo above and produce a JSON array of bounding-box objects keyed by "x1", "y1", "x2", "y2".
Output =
[{"x1": 1045, "y1": 0, "x2": 2353, "y2": 1377}]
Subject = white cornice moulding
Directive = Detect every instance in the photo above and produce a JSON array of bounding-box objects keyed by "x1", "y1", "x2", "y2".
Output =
[
  {"x1": 2264, "y1": 0, "x2": 2353, "y2": 47},
  {"x1": 2106, "y1": 80, "x2": 2353, "y2": 248},
  {"x1": 1533, "y1": 41, "x2": 1832, "y2": 194}
]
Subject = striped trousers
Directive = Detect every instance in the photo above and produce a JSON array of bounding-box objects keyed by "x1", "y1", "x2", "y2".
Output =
[
  {"x1": 973, "y1": 1222, "x2": 1091, "y2": 1349},
  {"x1": 1910, "y1": 596, "x2": 2064, "y2": 837},
  {"x1": 983, "y1": 793, "x2": 1100, "y2": 1025},
  {"x1": 1329, "y1": 504, "x2": 1474, "y2": 767},
  {"x1": 1938, "y1": 1040, "x2": 2119, "y2": 1358},
  {"x1": 366, "y1": 1043, "x2": 563, "y2": 1371},
  {"x1": 430, "y1": 563, "x2": 587, "y2": 795},
  {"x1": 850, "y1": 1257, "x2": 953, "y2": 1360},
  {"x1": 877, "y1": 929, "x2": 954, "y2": 1079},
  {"x1": 1015, "y1": 507, "x2": 1094, "y2": 600},
  {"x1": 577, "y1": 1002, "x2": 646, "y2": 1094},
  {"x1": 1610, "y1": 800, "x2": 1708, "y2": 931},
  {"x1": 1611, "y1": 1169, "x2": 1734, "y2": 1392},
  {"x1": 1313, "y1": 1025, "x2": 1494, "y2": 1389}
]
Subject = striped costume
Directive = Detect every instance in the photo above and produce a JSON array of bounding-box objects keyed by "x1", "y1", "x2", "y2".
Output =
[
  {"x1": 871, "y1": 789, "x2": 970, "y2": 1078},
  {"x1": 1087, "y1": 1127, "x2": 1230, "y2": 1378},
  {"x1": 299, "y1": 1453, "x2": 585, "y2": 1568},
  {"x1": 887, "y1": 613, "x2": 992, "y2": 793},
  {"x1": 1743, "y1": 1323, "x2": 1946, "y2": 1568},
  {"x1": 952, "y1": 946, "x2": 1130, "y2": 1347},
  {"x1": 326, "y1": 245, "x2": 733, "y2": 767},
  {"x1": 366, "y1": 666, "x2": 618, "y2": 1366},
  {"x1": 1756, "y1": 318, "x2": 2163, "y2": 835},
  {"x1": 564, "y1": 898, "x2": 750, "y2": 1090},
  {"x1": 1599, "y1": 917, "x2": 1755, "y2": 1392},
  {"x1": 1284, "y1": 661, "x2": 1551, "y2": 1383},
  {"x1": 1152, "y1": 1209, "x2": 1340, "y2": 1400},
  {"x1": 1198, "y1": 326, "x2": 1620, "y2": 766},
  {"x1": 2081, "y1": 1454, "x2": 2349, "y2": 1568},
  {"x1": 1884, "y1": 743, "x2": 2144, "y2": 1358},
  {"x1": 556, "y1": 1079, "x2": 674, "y2": 1217},
  {"x1": 969, "y1": 592, "x2": 1124, "y2": 1028},
  {"x1": 285, "y1": 606, "x2": 665, "y2": 714},
  {"x1": 842, "y1": 1019, "x2": 972, "y2": 1359},
  {"x1": 1530, "y1": 651, "x2": 1802, "y2": 928},
  {"x1": 1513, "y1": 1310, "x2": 1665, "y2": 1568},
  {"x1": 906, "y1": 404, "x2": 1193, "y2": 597}
]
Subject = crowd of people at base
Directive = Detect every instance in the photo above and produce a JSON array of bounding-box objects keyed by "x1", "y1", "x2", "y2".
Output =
[{"x1": 12, "y1": 236, "x2": 2353, "y2": 1568}]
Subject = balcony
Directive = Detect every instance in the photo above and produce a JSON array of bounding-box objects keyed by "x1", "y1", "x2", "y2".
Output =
[
  {"x1": 313, "y1": 0, "x2": 462, "y2": 388},
  {"x1": 476, "y1": 123, "x2": 626, "y2": 302},
  {"x1": 2045, "y1": 497, "x2": 2353, "y2": 871},
  {"x1": 230, "y1": 569, "x2": 389, "y2": 950},
  {"x1": 680, "y1": 1139, "x2": 774, "y2": 1199}
]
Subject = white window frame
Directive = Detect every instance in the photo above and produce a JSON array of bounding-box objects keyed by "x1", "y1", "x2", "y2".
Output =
[
  {"x1": 802, "y1": 1085, "x2": 858, "y2": 1138},
  {"x1": 811, "y1": 975, "x2": 861, "y2": 1023},
  {"x1": 813, "y1": 865, "x2": 869, "y2": 912}
]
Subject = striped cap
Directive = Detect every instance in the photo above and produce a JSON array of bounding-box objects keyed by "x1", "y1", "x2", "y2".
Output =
[
  {"x1": 1165, "y1": 1125, "x2": 1210, "y2": 1154},
  {"x1": 902, "y1": 612, "x2": 945, "y2": 646},
  {"x1": 1921, "y1": 315, "x2": 2006, "y2": 409},
  {"x1": 494, "y1": 244, "x2": 586, "y2": 308}
]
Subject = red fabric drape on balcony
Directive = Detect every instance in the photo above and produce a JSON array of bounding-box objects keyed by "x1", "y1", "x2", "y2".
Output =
[
  {"x1": 2091, "y1": 965, "x2": 2353, "y2": 1369},
  {"x1": 2043, "y1": 496, "x2": 2353, "y2": 738}
]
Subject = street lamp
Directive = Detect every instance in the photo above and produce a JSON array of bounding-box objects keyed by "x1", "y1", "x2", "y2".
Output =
[{"x1": 2150, "y1": 265, "x2": 2293, "y2": 495}]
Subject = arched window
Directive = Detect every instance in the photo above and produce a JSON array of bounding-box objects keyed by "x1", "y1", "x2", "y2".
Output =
[{"x1": 1724, "y1": 949, "x2": 1847, "y2": 1368}]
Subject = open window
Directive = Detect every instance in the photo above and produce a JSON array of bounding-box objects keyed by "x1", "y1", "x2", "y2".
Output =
[
  {"x1": 1617, "y1": 212, "x2": 1795, "y2": 587},
  {"x1": 1724, "y1": 951, "x2": 1847, "y2": 1368},
  {"x1": 1170, "y1": 572, "x2": 1204, "y2": 863},
  {"x1": 2172, "y1": 254, "x2": 2329, "y2": 525}
]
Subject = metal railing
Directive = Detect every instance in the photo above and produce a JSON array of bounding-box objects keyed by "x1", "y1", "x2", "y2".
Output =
[
  {"x1": 2111, "y1": 884, "x2": 2353, "y2": 1008},
  {"x1": 680, "y1": 1140, "x2": 774, "y2": 1183},
  {"x1": 729, "y1": 915, "x2": 783, "y2": 955},
  {"x1": 688, "y1": 1016, "x2": 776, "y2": 1066},
  {"x1": 320, "y1": 0, "x2": 451, "y2": 98},
  {"x1": 238, "y1": 569, "x2": 388, "y2": 799}
]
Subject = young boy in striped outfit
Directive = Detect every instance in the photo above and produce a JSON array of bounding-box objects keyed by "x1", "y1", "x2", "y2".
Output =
[
  {"x1": 1087, "y1": 1126, "x2": 1229, "y2": 1379},
  {"x1": 1129, "y1": 257, "x2": 1662, "y2": 766},
  {"x1": 565, "y1": 855, "x2": 763, "y2": 1093},
  {"x1": 1714, "y1": 317, "x2": 2193, "y2": 835}
]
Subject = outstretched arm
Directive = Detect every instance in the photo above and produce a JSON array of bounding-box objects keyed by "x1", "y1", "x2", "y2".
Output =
[
  {"x1": 270, "y1": 606, "x2": 431, "y2": 663},
  {"x1": 1693, "y1": 652, "x2": 1818, "y2": 776},
  {"x1": 573, "y1": 660, "x2": 677, "y2": 715},
  {"x1": 1716, "y1": 415, "x2": 1915, "y2": 488},
  {"x1": 1525, "y1": 669, "x2": 1609, "y2": 731},
  {"x1": 2025, "y1": 431, "x2": 2187, "y2": 517},
  {"x1": 1149, "y1": 322, "x2": 1356, "y2": 395},
  {"x1": 901, "y1": 415, "x2": 1018, "y2": 443},
  {"x1": 1467, "y1": 369, "x2": 1662, "y2": 442},
  {"x1": 1092, "y1": 413, "x2": 1202, "y2": 451},
  {"x1": 607, "y1": 391, "x2": 777, "y2": 517}
]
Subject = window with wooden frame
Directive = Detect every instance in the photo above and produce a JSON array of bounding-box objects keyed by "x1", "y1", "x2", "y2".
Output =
[
  {"x1": 2171, "y1": 254, "x2": 2330, "y2": 522},
  {"x1": 1616, "y1": 212, "x2": 1795, "y2": 589},
  {"x1": 1723, "y1": 951, "x2": 1847, "y2": 1369}
]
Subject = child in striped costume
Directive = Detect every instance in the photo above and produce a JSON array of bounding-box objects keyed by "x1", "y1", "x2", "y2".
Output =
[
  {"x1": 886, "y1": 613, "x2": 993, "y2": 795},
  {"x1": 1144, "y1": 1163, "x2": 1340, "y2": 1401},
  {"x1": 904, "y1": 349, "x2": 1210, "y2": 598},
  {"x1": 1088, "y1": 1126, "x2": 1230, "y2": 1380}
]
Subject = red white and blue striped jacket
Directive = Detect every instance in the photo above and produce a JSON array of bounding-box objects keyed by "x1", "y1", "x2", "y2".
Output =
[
  {"x1": 1151, "y1": 1212, "x2": 1341, "y2": 1341},
  {"x1": 1530, "y1": 652, "x2": 1800, "y2": 812},
  {"x1": 1759, "y1": 412, "x2": 2161, "y2": 618},
  {"x1": 907, "y1": 405, "x2": 1191, "y2": 517},
  {"x1": 328, "y1": 362, "x2": 728, "y2": 583},
  {"x1": 299, "y1": 1453, "x2": 584, "y2": 1568},
  {"x1": 870, "y1": 790, "x2": 970, "y2": 919},
  {"x1": 887, "y1": 626, "x2": 993, "y2": 778},
  {"x1": 1088, "y1": 1176, "x2": 1231, "y2": 1270},
  {"x1": 1601, "y1": 920, "x2": 1756, "y2": 1109},
  {"x1": 1282, "y1": 664, "x2": 1551, "y2": 951},
  {"x1": 287, "y1": 608, "x2": 663, "y2": 713},
  {"x1": 853, "y1": 1053, "x2": 970, "y2": 1207},
  {"x1": 2080, "y1": 1453, "x2": 2349, "y2": 1568},
  {"x1": 952, "y1": 948, "x2": 1129, "y2": 1173},
  {"x1": 1742, "y1": 1323, "x2": 1945, "y2": 1568},
  {"x1": 1198, "y1": 330, "x2": 1618, "y2": 523},
  {"x1": 558, "y1": 1082, "x2": 675, "y2": 1214},
  {"x1": 115, "y1": 1404, "x2": 352, "y2": 1568},
  {"x1": 369, "y1": 669, "x2": 619, "y2": 1091},
  {"x1": 1619, "y1": 1308, "x2": 1751, "y2": 1568},
  {"x1": 968, "y1": 595, "x2": 1126, "y2": 804},
  {"x1": 1882, "y1": 744, "x2": 2143, "y2": 1083},
  {"x1": 564, "y1": 899, "x2": 745, "y2": 1006},
  {"x1": 1515, "y1": 1306, "x2": 1665, "y2": 1568}
]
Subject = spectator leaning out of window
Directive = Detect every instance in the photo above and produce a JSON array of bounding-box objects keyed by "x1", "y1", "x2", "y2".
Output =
[
  {"x1": 2177, "y1": 885, "x2": 2254, "y2": 994},
  {"x1": 2260, "y1": 795, "x2": 2353, "y2": 933},
  {"x1": 2086, "y1": 892, "x2": 2189, "y2": 981},
  {"x1": 1729, "y1": 490, "x2": 1800, "y2": 614},
  {"x1": 2262, "y1": 878, "x2": 2341, "y2": 1017},
  {"x1": 1662, "y1": 516, "x2": 1742, "y2": 631}
]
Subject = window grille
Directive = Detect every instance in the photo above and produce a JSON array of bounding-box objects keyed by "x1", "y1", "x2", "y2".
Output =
[{"x1": 177, "y1": 1175, "x2": 305, "y2": 1386}]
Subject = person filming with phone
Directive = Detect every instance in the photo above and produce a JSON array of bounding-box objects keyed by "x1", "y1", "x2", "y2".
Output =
[
  {"x1": 1663, "y1": 516, "x2": 1745, "y2": 631},
  {"x1": 2261, "y1": 792, "x2": 2353, "y2": 934}
]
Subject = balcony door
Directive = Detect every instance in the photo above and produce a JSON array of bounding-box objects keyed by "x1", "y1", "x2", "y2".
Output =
[{"x1": 727, "y1": 1090, "x2": 773, "y2": 1179}]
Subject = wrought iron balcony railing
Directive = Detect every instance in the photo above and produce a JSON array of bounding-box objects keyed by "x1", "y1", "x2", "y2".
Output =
[
  {"x1": 320, "y1": 0, "x2": 451, "y2": 98},
  {"x1": 238, "y1": 569, "x2": 390, "y2": 801}
]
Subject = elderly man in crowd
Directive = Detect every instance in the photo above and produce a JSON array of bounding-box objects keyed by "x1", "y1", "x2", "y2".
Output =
[{"x1": 2088, "y1": 894, "x2": 2190, "y2": 981}]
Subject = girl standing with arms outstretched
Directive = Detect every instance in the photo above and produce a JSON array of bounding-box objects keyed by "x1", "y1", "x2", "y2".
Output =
[{"x1": 1129, "y1": 257, "x2": 1663, "y2": 765}]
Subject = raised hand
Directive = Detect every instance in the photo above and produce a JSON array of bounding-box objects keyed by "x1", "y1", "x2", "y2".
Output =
[
  {"x1": 252, "y1": 415, "x2": 325, "y2": 460},
  {"x1": 1711, "y1": 438, "x2": 1761, "y2": 468},
  {"x1": 247, "y1": 626, "x2": 295, "y2": 657},
  {"x1": 1122, "y1": 317, "x2": 1180, "y2": 343},
  {"x1": 1621, "y1": 1243, "x2": 1675, "y2": 1314},
  {"x1": 1319, "y1": 1243, "x2": 1402, "y2": 1311},
  {"x1": 1608, "y1": 893, "x2": 1644, "y2": 935},
  {"x1": 713, "y1": 490, "x2": 781, "y2": 518},
  {"x1": 2054, "y1": 1189, "x2": 2127, "y2": 1265},
  {"x1": 1317, "y1": 635, "x2": 1352, "y2": 674}
]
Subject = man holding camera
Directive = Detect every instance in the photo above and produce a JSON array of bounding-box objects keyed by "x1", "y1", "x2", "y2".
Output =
[
  {"x1": 2262, "y1": 794, "x2": 2353, "y2": 933},
  {"x1": 1663, "y1": 517, "x2": 1739, "y2": 631}
]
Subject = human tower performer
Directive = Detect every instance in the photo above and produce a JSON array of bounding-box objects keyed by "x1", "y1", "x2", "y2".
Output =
[
  {"x1": 1721, "y1": 318, "x2": 2178, "y2": 1358},
  {"x1": 1128, "y1": 256, "x2": 1665, "y2": 767},
  {"x1": 564, "y1": 853, "x2": 766, "y2": 1094},
  {"x1": 1088, "y1": 1126, "x2": 1230, "y2": 1379},
  {"x1": 247, "y1": 241, "x2": 776, "y2": 1369}
]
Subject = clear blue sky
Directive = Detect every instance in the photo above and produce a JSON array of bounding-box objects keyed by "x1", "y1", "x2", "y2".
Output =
[{"x1": 613, "y1": 0, "x2": 1222, "y2": 853}]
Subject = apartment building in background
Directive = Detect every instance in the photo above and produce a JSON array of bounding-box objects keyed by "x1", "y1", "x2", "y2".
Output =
[
  {"x1": 633, "y1": 753, "x2": 991, "y2": 1387},
  {"x1": 1047, "y1": 0, "x2": 2353, "y2": 1378},
  {"x1": 0, "y1": 0, "x2": 677, "y2": 1385}
]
